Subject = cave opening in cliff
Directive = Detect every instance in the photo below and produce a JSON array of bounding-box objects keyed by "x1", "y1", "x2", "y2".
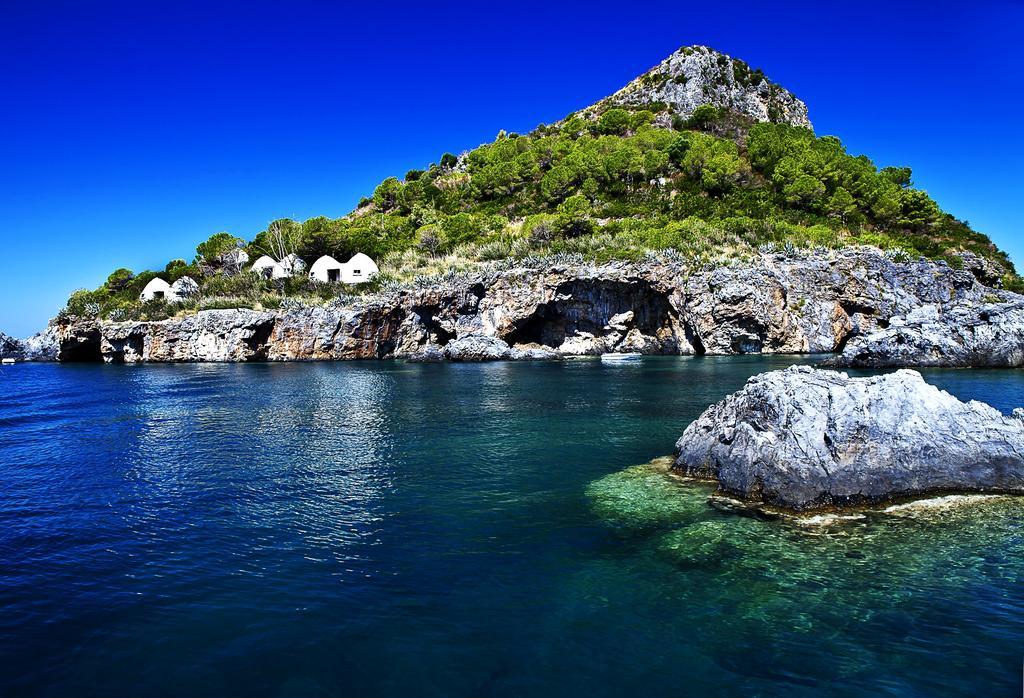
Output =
[
  {"x1": 414, "y1": 306, "x2": 455, "y2": 345},
  {"x1": 503, "y1": 280, "x2": 678, "y2": 351},
  {"x1": 243, "y1": 321, "x2": 275, "y2": 361},
  {"x1": 58, "y1": 330, "x2": 104, "y2": 362}
]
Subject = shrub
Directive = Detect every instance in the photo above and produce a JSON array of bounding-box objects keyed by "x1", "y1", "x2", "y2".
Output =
[
  {"x1": 597, "y1": 108, "x2": 631, "y2": 135},
  {"x1": 196, "y1": 232, "x2": 244, "y2": 262}
]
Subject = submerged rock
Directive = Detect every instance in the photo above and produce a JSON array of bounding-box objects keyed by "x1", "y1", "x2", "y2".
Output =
[
  {"x1": 673, "y1": 366, "x2": 1024, "y2": 510},
  {"x1": 407, "y1": 344, "x2": 445, "y2": 363}
]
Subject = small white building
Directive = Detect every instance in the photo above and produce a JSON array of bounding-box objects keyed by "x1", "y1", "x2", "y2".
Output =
[
  {"x1": 309, "y1": 253, "x2": 379, "y2": 284},
  {"x1": 341, "y1": 252, "x2": 379, "y2": 284},
  {"x1": 139, "y1": 277, "x2": 173, "y2": 301},
  {"x1": 280, "y1": 253, "x2": 306, "y2": 275},
  {"x1": 139, "y1": 276, "x2": 199, "y2": 303},
  {"x1": 309, "y1": 255, "x2": 343, "y2": 283},
  {"x1": 251, "y1": 255, "x2": 286, "y2": 279},
  {"x1": 252, "y1": 253, "x2": 306, "y2": 279},
  {"x1": 170, "y1": 276, "x2": 199, "y2": 299}
]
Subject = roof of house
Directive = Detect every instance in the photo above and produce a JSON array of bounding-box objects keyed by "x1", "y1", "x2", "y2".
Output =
[
  {"x1": 141, "y1": 277, "x2": 171, "y2": 292},
  {"x1": 251, "y1": 255, "x2": 279, "y2": 269}
]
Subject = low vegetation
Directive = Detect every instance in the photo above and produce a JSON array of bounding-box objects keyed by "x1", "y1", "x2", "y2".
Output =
[{"x1": 62, "y1": 101, "x2": 1020, "y2": 321}]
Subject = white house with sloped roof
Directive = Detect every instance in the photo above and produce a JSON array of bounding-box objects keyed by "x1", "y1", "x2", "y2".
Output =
[
  {"x1": 341, "y1": 252, "x2": 379, "y2": 284},
  {"x1": 251, "y1": 255, "x2": 286, "y2": 279},
  {"x1": 139, "y1": 277, "x2": 173, "y2": 301},
  {"x1": 309, "y1": 253, "x2": 379, "y2": 284},
  {"x1": 252, "y1": 253, "x2": 307, "y2": 279}
]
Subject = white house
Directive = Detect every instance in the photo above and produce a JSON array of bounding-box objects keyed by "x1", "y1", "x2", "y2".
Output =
[
  {"x1": 309, "y1": 255, "x2": 343, "y2": 283},
  {"x1": 139, "y1": 277, "x2": 173, "y2": 301},
  {"x1": 139, "y1": 276, "x2": 199, "y2": 303},
  {"x1": 252, "y1": 253, "x2": 306, "y2": 279},
  {"x1": 170, "y1": 276, "x2": 199, "y2": 299},
  {"x1": 251, "y1": 255, "x2": 287, "y2": 279},
  {"x1": 280, "y1": 253, "x2": 306, "y2": 275},
  {"x1": 308, "y1": 253, "x2": 379, "y2": 284},
  {"x1": 341, "y1": 252, "x2": 379, "y2": 284}
]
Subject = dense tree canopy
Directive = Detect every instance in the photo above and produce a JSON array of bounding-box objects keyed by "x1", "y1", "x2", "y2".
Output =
[{"x1": 67, "y1": 101, "x2": 1019, "y2": 320}]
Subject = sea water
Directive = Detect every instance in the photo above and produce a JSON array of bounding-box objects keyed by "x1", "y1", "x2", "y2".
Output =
[{"x1": 1, "y1": 357, "x2": 1022, "y2": 696}]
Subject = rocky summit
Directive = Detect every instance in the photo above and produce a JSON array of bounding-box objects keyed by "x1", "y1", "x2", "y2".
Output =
[
  {"x1": 673, "y1": 366, "x2": 1024, "y2": 511},
  {"x1": 43, "y1": 247, "x2": 1015, "y2": 364},
  {"x1": 596, "y1": 45, "x2": 811, "y2": 128}
]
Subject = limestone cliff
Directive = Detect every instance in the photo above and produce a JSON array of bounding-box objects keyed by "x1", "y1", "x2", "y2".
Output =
[{"x1": 48, "y1": 248, "x2": 1014, "y2": 364}]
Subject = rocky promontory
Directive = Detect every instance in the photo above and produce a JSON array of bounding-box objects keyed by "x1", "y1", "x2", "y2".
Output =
[
  {"x1": 674, "y1": 366, "x2": 1024, "y2": 510},
  {"x1": 32, "y1": 247, "x2": 1020, "y2": 365}
]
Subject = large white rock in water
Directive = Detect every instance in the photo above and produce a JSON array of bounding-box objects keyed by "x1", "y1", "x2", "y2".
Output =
[
  {"x1": 674, "y1": 366, "x2": 1024, "y2": 510},
  {"x1": 444, "y1": 335, "x2": 512, "y2": 361}
]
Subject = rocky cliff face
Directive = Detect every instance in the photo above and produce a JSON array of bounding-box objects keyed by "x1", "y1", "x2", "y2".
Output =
[
  {"x1": 0, "y1": 332, "x2": 19, "y2": 357},
  {"x1": 674, "y1": 366, "x2": 1024, "y2": 510},
  {"x1": 829, "y1": 299, "x2": 1024, "y2": 368},
  {"x1": 597, "y1": 45, "x2": 811, "y2": 128},
  {"x1": 47, "y1": 248, "x2": 1011, "y2": 364},
  {"x1": 0, "y1": 326, "x2": 58, "y2": 361}
]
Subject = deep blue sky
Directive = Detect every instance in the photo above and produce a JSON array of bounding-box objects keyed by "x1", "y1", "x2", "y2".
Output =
[{"x1": 1, "y1": 1, "x2": 1022, "y2": 336}]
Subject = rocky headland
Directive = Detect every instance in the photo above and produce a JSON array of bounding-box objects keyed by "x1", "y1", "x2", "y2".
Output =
[
  {"x1": 3, "y1": 247, "x2": 1018, "y2": 366},
  {"x1": 673, "y1": 366, "x2": 1024, "y2": 511}
]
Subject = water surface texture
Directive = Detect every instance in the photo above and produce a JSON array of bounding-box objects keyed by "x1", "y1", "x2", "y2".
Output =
[{"x1": 2, "y1": 358, "x2": 1023, "y2": 696}]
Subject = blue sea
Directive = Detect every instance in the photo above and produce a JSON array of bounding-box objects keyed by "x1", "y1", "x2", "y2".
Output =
[{"x1": 2, "y1": 357, "x2": 1023, "y2": 697}]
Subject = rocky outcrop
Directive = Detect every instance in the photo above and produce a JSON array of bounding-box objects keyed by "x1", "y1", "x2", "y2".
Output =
[
  {"x1": 0, "y1": 326, "x2": 59, "y2": 361},
  {"x1": 0, "y1": 332, "x2": 20, "y2": 357},
  {"x1": 674, "y1": 366, "x2": 1024, "y2": 511},
  {"x1": 440, "y1": 336, "x2": 561, "y2": 362},
  {"x1": 444, "y1": 336, "x2": 512, "y2": 361},
  {"x1": 22, "y1": 326, "x2": 59, "y2": 361},
  {"x1": 829, "y1": 299, "x2": 1024, "y2": 368},
  {"x1": 598, "y1": 45, "x2": 811, "y2": 129},
  {"x1": 45, "y1": 248, "x2": 1015, "y2": 364}
]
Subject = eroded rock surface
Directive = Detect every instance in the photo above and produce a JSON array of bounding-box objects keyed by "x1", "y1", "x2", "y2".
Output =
[
  {"x1": 830, "y1": 299, "x2": 1024, "y2": 368},
  {"x1": 674, "y1": 366, "x2": 1024, "y2": 510},
  {"x1": 600, "y1": 45, "x2": 811, "y2": 129},
  {"x1": 1, "y1": 326, "x2": 59, "y2": 361},
  {"x1": 44, "y1": 248, "x2": 1017, "y2": 364}
]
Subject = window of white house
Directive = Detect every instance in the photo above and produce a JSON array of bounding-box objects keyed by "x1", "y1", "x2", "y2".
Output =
[{"x1": 353, "y1": 269, "x2": 361, "y2": 276}]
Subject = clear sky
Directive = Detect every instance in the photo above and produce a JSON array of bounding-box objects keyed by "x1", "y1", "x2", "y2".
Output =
[{"x1": 1, "y1": 0, "x2": 1021, "y2": 336}]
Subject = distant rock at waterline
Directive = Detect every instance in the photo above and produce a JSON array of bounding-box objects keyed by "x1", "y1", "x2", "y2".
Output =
[{"x1": 673, "y1": 366, "x2": 1024, "y2": 510}]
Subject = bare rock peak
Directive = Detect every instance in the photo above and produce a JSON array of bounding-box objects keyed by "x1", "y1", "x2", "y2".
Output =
[{"x1": 599, "y1": 44, "x2": 811, "y2": 129}]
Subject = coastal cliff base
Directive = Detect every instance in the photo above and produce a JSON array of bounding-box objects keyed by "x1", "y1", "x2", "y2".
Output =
[{"x1": 33, "y1": 248, "x2": 1022, "y2": 366}]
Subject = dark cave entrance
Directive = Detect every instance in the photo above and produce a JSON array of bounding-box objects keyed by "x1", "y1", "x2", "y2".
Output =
[
  {"x1": 503, "y1": 279, "x2": 678, "y2": 350},
  {"x1": 58, "y1": 328, "x2": 104, "y2": 362}
]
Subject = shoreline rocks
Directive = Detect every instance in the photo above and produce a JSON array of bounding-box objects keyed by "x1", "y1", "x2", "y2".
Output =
[
  {"x1": 27, "y1": 247, "x2": 1022, "y2": 366},
  {"x1": 673, "y1": 366, "x2": 1024, "y2": 511},
  {"x1": 828, "y1": 299, "x2": 1024, "y2": 368}
]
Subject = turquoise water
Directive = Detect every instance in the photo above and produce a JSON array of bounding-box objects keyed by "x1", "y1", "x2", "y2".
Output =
[{"x1": 1, "y1": 357, "x2": 1023, "y2": 696}]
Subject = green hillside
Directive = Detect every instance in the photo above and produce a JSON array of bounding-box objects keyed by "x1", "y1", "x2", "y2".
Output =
[{"x1": 64, "y1": 51, "x2": 1018, "y2": 322}]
